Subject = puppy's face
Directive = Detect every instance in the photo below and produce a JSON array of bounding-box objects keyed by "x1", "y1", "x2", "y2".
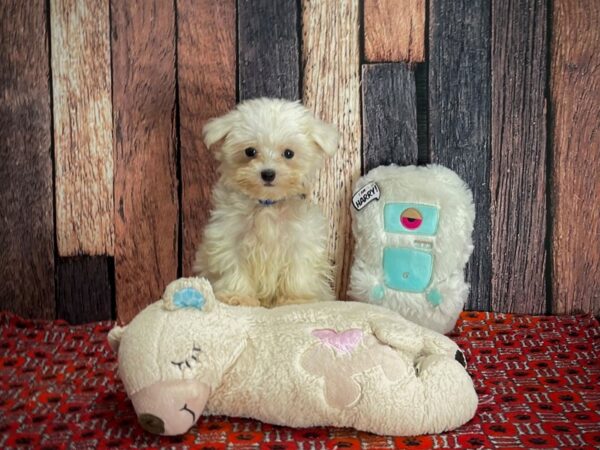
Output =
[{"x1": 203, "y1": 98, "x2": 339, "y2": 201}]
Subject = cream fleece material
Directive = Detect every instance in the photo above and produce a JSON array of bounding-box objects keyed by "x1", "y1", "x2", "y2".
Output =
[{"x1": 109, "y1": 277, "x2": 478, "y2": 436}]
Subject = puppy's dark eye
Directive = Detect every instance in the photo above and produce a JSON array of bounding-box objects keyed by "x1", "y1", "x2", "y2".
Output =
[
  {"x1": 283, "y1": 149, "x2": 294, "y2": 159},
  {"x1": 244, "y1": 147, "x2": 257, "y2": 158}
]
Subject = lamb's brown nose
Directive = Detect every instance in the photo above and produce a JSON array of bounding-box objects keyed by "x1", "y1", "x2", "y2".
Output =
[{"x1": 138, "y1": 413, "x2": 165, "y2": 434}]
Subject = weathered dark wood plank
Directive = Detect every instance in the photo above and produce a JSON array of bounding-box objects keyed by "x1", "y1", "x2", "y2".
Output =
[
  {"x1": 550, "y1": 0, "x2": 600, "y2": 315},
  {"x1": 111, "y1": 0, "x2": 178, "y2": 323},
  {"x1": 178, "y1": 0, "x2": 236, "y2": 275},
  {"x1": 0, "y1": 0, "x2": 55, "y2": 319},
  {"x1": 57, "y1": 257, "x2": 112, "y2": 324},
  {"x1": 429, "y1": 0, "x2": 492, "y2": 311},
  {"x1": 491, "y1": 0, "x2": 547, "y2": 314},
  {"x1": 303, "y1": 0, "x2": 361, "y2": 300},
  {"x1": 51, "y1": 0, "x2": 114, "y2": 256},
  {"x1": 362, "y1": 63, "x2": 418, "y2": 171},
  {"x1": 364, "y1": 0, "x2": 425, "y2": 63},
  {"x1": 238, "y1": 0, "x2": 300, "y2": 100},
  {"x1": 415, "y1": 64, "x2": 429, "y2": 164}
]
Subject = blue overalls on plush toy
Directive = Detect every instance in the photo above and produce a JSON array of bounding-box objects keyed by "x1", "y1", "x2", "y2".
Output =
[{"x1": 349, "y1": 164, "x2": 475, "y2": 334}]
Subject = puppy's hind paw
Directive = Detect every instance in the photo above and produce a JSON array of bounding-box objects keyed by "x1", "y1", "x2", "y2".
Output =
[{"x1": 216, "y1": 292, "x2": 261, "y2": 307}]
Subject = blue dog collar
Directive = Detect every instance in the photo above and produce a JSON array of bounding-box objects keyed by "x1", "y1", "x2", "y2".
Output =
[{"x1": 258, "y1": 194, "x2": 306, "y2": 207}]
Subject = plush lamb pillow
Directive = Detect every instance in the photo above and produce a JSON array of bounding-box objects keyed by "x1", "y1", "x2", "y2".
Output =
[
  {"x1": 349, "y1": 164, "x2": 475, "y2": 334},
  {"x1": 109, "y1": 277, "x2": 478, "y2": 437}
]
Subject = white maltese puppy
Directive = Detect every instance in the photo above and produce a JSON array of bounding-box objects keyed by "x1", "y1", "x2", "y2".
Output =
[{"x1": 193, "y1": 98, "x2": 339, "y2": 307}]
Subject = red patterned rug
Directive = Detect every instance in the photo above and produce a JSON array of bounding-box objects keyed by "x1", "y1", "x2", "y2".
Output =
[{"x1": 1, "y1": 311, "x2": 599, "y2": 449}]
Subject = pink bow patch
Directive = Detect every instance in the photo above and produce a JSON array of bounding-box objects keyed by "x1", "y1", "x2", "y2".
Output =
[{"x1": 312, "y1": 328, "x2": 364, "y2": 354}]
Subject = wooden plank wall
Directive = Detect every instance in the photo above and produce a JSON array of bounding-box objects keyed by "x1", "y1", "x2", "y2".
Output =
[
  {"x1": 178, "y1": 0, "x2": 236, "y2": 276},
  {"x1": 491, "y1": 0, "x2": 547, "y2": 314},
  {"x1": 50, "y1": 0, "x2": 114, "y2": 323},
  {"x1": 549, "y1": 0, "x2": 600, "y2": 315},
  {"x1": 111, "y1": 0, "x2": 179, "y2": 323},
  {"x1": 303, "y1": 0, "x2": 361, "y2": 301},
  {"x1": 0, "y1": 0, "x2": 55, "y2": 319},
  {"x1": 0, "y1": 0, "x2": 598, "y2": 322},
  {"x1": 429, "y1": 0, "x2": 492, "y2": 311}
]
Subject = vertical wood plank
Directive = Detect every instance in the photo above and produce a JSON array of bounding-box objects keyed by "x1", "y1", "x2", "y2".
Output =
[
  {"x1": 491, "y1": 0, "x2": 547, "y2": 314},
  {"x1": 178, "y1": 0, "x2": 236, "y2": 275},
  {"x1": 362, "y1": 63, "x2": 418, "y2": 172},
  {"x1": 238, "y1": 0, "x2": 300, "y2": 100},
  {"x1": 429, "y1": 0, "x2": 492, "y2": 311},
  {"x1": 57, "y1": 257, "x2": 112, "y2": 324},
  {"x1": 0, "y1": 1, "x2": 55, "y2": 319},
  {"x1": 550, "y1": 0, "x2": 600, "y2": 315},
  {"x1": 51, "y1": 0, "x2": 114, "y2": 256},
  {"x1": 415, "y1": 64, "x2": 430, "y2": 164},
  {"x1": 303, "y1": 0, "x2": 361, "y2": 300},
  {"x1": 111, "y1": 0, "x2": 178, "y2": 323},
  {"x1": 364, "y1": 0, "x2": 425, "y2": 63}
]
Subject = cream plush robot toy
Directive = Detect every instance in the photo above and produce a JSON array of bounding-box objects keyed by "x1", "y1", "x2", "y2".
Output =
[
  {"x1": 349, "y1": 165, "x2": 475, "y2": 334},
  {"x1": 108, "y1": 277, "x2": 478, "y2": 436}
]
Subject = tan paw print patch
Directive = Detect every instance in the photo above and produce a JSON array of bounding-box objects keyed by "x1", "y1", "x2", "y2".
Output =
[{"x1": 301, "y1": 328, "x2": 408, "y2": 409}]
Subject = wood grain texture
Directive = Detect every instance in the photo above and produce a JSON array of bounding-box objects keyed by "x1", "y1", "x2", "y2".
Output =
[
  {"x1": 0, "y1": 1, "x2": 55, "y2": 319},
  {"x1": 302, "y1": 0, "x2": 361, "y2": 300},
  {"x1": 51, "y1": 0, "x2": 114, "y2": 256},
  {"x1": 364, "y1": 0, "x2": 425, "y2": 63},
  {"x1": 362, "y1": 63, "x2": 418, "y2": 172},
  {"x1": 57, "y1": 257, "x2": 112, "y2": 324},
  {"x1": 550, "y1": 0, "x2": 600, "y2": 315},
  {"x1": 491, "y1": 0, "x2": 547, "y2": 314},
  {"x1": 178, "y1": 0, "x2": 236, "y2": 275},
  {"x1": 111, "y1": 0, "x2": 178, "y2": 323},
  {"x1": 429, "y1": 0, "x2": 492, "y2": 311},
  {"x1": 238, "y1": 0, "x2": 300, "y2": 100},
  {"x1": 415, "y1": 64, "x2": 430, "y2": 164}
]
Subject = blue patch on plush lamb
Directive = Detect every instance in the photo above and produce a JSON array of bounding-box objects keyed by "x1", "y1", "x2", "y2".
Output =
[{"x1": 173, "y1": 288, "x2": 205, "y2": 309}]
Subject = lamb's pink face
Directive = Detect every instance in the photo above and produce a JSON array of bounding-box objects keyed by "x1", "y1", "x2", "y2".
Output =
[{"x1": 131, "y1": 380, "x2": 210, "y2": 435}]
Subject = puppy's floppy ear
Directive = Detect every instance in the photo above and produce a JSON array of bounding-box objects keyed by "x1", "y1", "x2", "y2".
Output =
[
  {"x1": 310, "y1": 117, "x2": 339, "y2": 157},
  {"x1": 202, "y1": 110, "x2": 239, "y2": 151}
]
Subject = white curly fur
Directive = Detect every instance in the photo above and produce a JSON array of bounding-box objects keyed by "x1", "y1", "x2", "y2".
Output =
[{"x1": 194, "y1": 98, "x2": 338, "y2": 307}]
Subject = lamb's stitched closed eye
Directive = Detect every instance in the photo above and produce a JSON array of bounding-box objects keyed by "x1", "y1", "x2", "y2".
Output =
[{"x1": 171, "y1": 345, "x2": 202, "y2": 370}]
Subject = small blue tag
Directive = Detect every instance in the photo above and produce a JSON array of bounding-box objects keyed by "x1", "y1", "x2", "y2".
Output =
[
  {"x1": 173, "y1": 287, "x2": 205, "y2": 309},
  {"x1": 371, "y1": 284, "x2": 385, "y2": 302}
]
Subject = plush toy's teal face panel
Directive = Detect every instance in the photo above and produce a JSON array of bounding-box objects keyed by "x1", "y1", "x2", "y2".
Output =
[
  {"x1": 383, "y1": 247, "x2": 433, "y2": 293},
  {"x1": 383, "y1": 203, "x2": 439, "y2": 236}
]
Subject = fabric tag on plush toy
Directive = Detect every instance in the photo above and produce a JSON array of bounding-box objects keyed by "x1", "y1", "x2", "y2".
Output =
[{"x1": 352, "y1": 182, "x2": 380, "y2": 211}]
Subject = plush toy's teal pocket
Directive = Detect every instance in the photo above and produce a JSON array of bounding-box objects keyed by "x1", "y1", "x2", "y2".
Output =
[{"x1": 383, "y1": 247, "x2": 433, "y2": 293}]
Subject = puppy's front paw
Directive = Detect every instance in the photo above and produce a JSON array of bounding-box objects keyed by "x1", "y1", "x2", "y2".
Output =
[{"x1": 216, "y1": 292, "x2": 261, "y2": 307}]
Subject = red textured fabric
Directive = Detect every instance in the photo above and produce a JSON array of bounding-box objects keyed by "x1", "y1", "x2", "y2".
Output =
[{"x1": 1, "y1": 311, "x2": 599, "y2": 449}]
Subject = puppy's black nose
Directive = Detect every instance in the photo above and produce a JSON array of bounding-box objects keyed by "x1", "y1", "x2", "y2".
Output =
[{"x1": 261, "y1": 169, "x2": 276, "y2": 183}]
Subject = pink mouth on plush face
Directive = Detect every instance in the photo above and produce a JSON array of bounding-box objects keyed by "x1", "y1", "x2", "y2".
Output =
[
  {"x1": 131, "y1": 380, "x2": 210, "y2": 436},
  {"x1": 401, "y1": 216, "x2": 422, "y2": 229},
  {"x1": 399, "y1": 208, "x2": 424, "y2": 230}
]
